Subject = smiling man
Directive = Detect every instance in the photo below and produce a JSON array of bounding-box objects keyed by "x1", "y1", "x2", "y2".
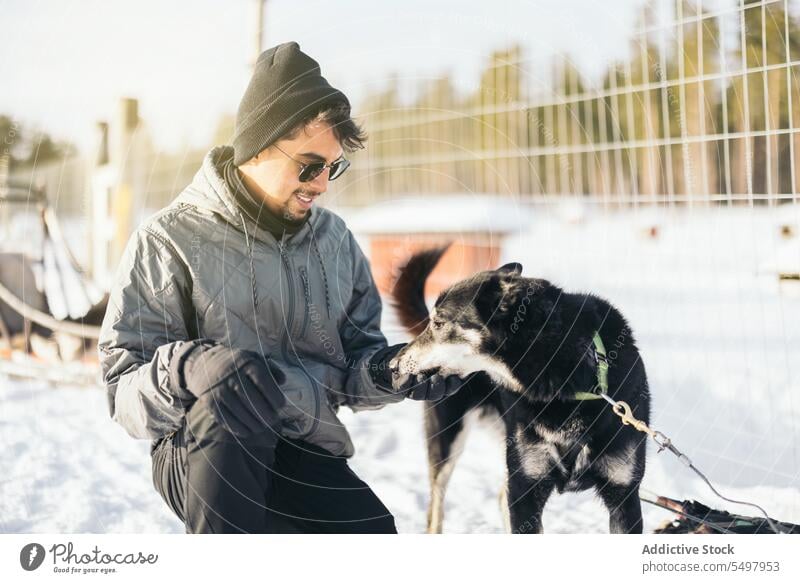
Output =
[{"x1": 98, "y1": 42, "x2": 466, "y2": 534}]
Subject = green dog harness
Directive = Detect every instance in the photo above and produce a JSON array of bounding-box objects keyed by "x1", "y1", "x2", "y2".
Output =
[{"x1": 573, "y1": 331, "x2": 609, "y2": 401}]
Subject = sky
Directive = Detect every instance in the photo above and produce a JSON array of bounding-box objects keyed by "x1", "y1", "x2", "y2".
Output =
[{"x1": 1, "y1": 0, "x2": 661, "y2": 154}]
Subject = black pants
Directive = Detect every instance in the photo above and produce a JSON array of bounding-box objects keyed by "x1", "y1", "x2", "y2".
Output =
[{"x1": 151, "y1": 399, "x2": 397, "y2": 533}]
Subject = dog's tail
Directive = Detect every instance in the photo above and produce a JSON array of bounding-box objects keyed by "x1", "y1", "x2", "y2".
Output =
[{"x1": 391, "y1": 243, "x2": 451, "y2": 336}]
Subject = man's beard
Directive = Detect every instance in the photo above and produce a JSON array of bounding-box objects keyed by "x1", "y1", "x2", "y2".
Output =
[
  {"x1": 281, "y1": 201, "x2": 306, "y2": 224},
  {"x1": 281, "y1": 189, "x2": 316, "y2": 223}
]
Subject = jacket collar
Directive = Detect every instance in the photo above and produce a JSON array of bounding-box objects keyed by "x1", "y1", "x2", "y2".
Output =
[{"x1": 178, "y1": 145, "x2": 317, "y2": 248}]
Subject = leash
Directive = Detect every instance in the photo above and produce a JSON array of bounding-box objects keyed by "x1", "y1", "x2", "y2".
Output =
[
  {"x1": 598, "y1": 385, "x2": 783, "y2": 534},
  {"x1": 574, "y1": 331, "x2": 784, "y2": 534}
]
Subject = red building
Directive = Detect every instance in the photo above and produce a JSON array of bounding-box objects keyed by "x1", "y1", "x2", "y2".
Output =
[{"x1": 347, "y1": 195, "x2": 527, "y2": 300}]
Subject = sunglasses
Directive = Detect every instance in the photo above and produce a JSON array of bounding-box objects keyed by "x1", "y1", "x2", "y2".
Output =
[{"x1": 273, "y1": 144, "x2": 351, "y2": 183}]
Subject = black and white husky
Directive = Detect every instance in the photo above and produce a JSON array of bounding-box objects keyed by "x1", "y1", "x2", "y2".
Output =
[{"x1": 389, "y1": 246, "x2": 650, "y2": 534}]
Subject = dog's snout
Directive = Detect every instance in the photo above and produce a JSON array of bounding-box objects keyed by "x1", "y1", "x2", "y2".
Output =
[{"x1": 389, "y1": 344, "x2": 410, "y2": 373}]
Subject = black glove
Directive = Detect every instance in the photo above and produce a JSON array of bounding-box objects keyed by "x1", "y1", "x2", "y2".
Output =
[
  {"x1": 367, "y1": 343, "x2": 407, "y2": 391},
  {"x1": 396, "y1": 372, "x2": 467, "y2": 401},
  {"x1": 368, "y1": 343, "x2": 468, "y2": 401},
  {"x1": 170, "y1": 340, "x2": 287, "y2": 437}
]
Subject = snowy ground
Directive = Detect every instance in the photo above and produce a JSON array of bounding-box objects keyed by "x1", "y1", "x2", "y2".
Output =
[{"x1": 1, "y1": 203, "x2": 799, "y2": 533}]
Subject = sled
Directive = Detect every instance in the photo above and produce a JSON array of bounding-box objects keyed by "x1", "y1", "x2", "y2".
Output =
[
  {"x1": 650, "y1": 495, "x2": 800, "y2": 534},
  {"x1": 0, "y1": 181, "x2": 105, "y2": 387}
]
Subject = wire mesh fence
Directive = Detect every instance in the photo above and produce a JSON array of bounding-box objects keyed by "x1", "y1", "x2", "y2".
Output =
[
  {"x1": 334, "y1": 0, "x2": 800, "y2": 207},
  {"x1": 8, "y1": 0, "x2": 800, "y2": 214}
]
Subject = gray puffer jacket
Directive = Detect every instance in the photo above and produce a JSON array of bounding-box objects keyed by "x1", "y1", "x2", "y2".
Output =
[{"x1": 98, "y1": 145, "x2": 403, "y2": 457}]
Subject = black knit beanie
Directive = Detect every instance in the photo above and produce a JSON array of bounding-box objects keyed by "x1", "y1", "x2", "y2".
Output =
[{"x1": 232, "y1": 42, "x2": 349, "y2": 166}]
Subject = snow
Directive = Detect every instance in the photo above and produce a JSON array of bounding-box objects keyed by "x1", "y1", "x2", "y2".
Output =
[
  {"x1": 1, "y1": 203, "x2": 799, "y2": 533},
  {"x1": 345, "y1": 194, "x2": 530, "y2": 234}
]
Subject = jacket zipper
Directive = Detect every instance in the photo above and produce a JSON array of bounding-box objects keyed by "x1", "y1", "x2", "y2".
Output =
[
  {"x1": 278, "y1": 238, "x2": 321, "y2": 439},
  {"x1": 298, "y1": 266, "x2": 311, "y2": 338}
]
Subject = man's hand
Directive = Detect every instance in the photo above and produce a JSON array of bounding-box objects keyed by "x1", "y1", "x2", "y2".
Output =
[
  {"x1": 368, "y1": 343, "x2": 469, "y2": 401},
  {"x1": 394, "y1": 372, "x2": 468, "y2": 401},
  {"x1": 170, "y1": 340, "x2": 287, "y2": 437},
  {"x1": 367, "y1": 343, "x2": 406, "y2": 391}
]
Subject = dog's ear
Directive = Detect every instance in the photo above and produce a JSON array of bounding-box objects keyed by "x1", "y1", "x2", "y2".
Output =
[
  {"x1": 474, "y1": 273, "x2": 526, "y2": 323},
  {"x1": 474, "y1": 274, "x2": 502, "y2": 323},
  {"x1": 497, "y1": 262, "x2": 523, "y2": 276}
]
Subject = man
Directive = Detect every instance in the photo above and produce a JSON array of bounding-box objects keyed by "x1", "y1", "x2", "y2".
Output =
[{"x1": 98, "y1": 42, "x2": 465, "y2": 534}]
